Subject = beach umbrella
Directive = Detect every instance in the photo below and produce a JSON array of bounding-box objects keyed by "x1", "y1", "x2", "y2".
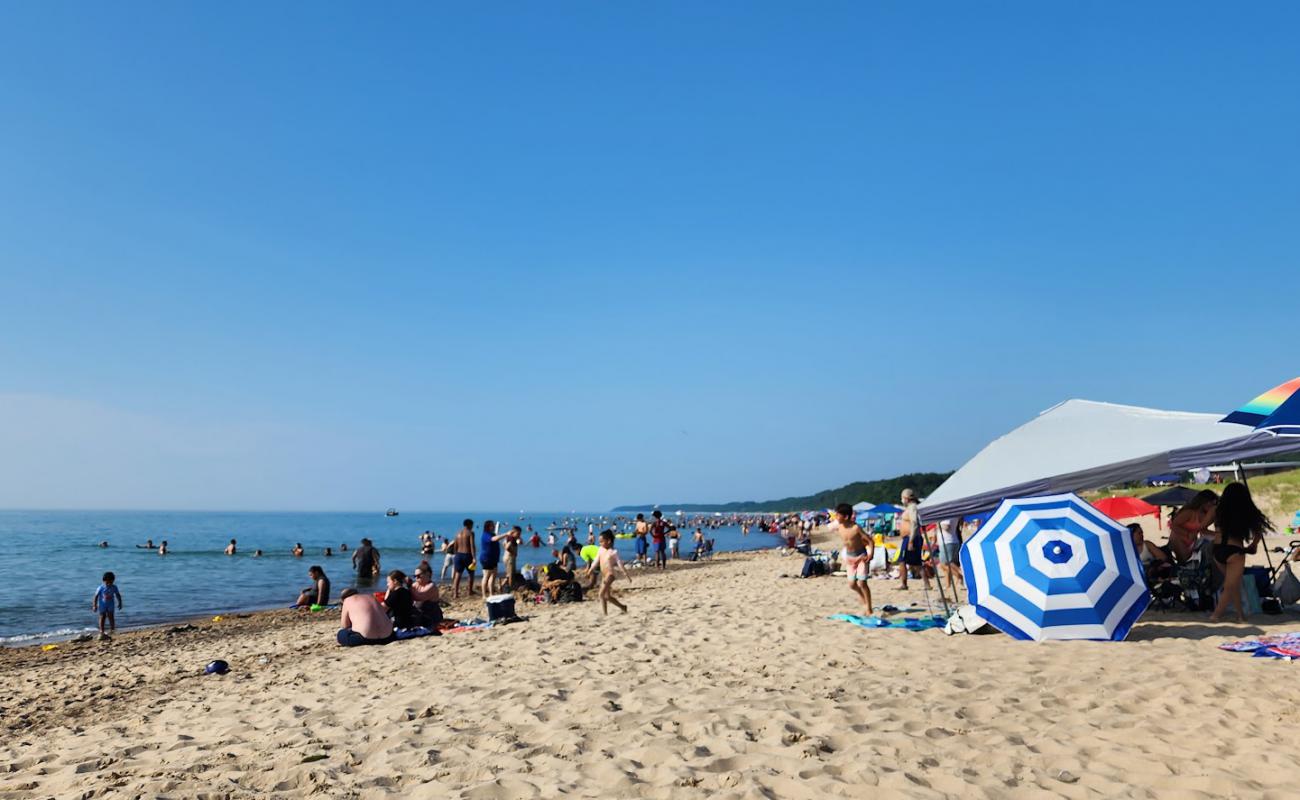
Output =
[
  {"x1": 1141, "y1": 486, "x2": 1201, "y2": 507},
  {"x1": 1092, "y1": 496, "x2": 1159, "y2": 521},
  {"x1": 1223, "y1": 377, "x2": 1300, "y2": 436},
  {"x1": 960, "y1": 492, "x2": 1150, "y2": 641}
]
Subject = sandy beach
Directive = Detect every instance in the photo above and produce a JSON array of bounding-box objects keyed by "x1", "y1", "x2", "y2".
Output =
[{"x1": 5, "y1": 536, "x2": 1300, "y2": 799}]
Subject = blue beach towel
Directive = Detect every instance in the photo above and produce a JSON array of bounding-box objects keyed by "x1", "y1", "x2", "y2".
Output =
[{"x1": 828, "y1": 613, "x2": 945, "y2": 631}]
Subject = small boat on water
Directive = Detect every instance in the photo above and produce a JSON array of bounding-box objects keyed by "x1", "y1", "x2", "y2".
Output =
[{"x1": 385, "y1": 508, "x2": 399, "y2": 517}]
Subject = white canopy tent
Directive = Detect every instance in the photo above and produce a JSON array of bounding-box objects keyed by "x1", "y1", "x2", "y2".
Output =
[
  {"x1": 919, "y1": 399, "x2": 1300, "y2": 523},
  {"x1": 851, "y1": 501, "x2": 874, "y2": 512}
]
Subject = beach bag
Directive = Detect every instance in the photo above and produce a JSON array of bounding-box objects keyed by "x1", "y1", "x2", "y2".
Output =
[
  {"x1": 486, "y1": 593, "x2": 518, "y2": 622},
  {"x1": 1273, "y1": 563, "x2": 1300, "y2": 606},
  {"x1": 944, "y1": 604, "x2": 996, "y2": 636},
  {"x1": 555, "y1": 581, "x2": 584, "y2": 604}
]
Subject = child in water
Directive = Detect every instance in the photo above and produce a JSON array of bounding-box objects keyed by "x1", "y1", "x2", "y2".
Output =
[
  {"x1": 586, "y1": 530, "x2": 631, "y2": 615},
  {"x1": 92, "y1": 571, "x2": 123, "y2": 640}
]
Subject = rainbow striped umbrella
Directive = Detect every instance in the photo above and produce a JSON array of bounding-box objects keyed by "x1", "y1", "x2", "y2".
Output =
[{"x1": 1222, "y1": 377, "x2": 1300, "y2": 436}]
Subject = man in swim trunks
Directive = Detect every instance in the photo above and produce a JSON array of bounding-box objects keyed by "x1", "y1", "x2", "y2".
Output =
[
  {"x1": 452, "y1": 519, "x2": 477, "y2": 600},
  {"x1": 337, "y1": 587, "x2": 394, "y2": 646},
  {"x1": 835, "y1": 502, "x2": 874, "y2": 614}
]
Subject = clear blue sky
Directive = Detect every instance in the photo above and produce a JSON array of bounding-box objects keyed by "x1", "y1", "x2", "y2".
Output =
[{"x1": 1, "y1": 2, "x2": 1296, "y2": 511}]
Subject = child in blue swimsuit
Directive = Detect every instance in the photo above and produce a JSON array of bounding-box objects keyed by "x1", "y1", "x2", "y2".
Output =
[{"x1": 92, "y1": 571, "x2": 123, "y2": 640}]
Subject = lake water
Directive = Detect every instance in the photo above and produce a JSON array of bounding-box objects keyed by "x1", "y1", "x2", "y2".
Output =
[{"x1": 0, "y1": 510, "x2": 782, "y2": 644}]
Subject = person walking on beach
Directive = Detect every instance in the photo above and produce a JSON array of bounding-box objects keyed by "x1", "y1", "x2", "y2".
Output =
[
  {"x1": 834, "y1": 503, "x2": 874, "y2": 614},
  {"x1": 92, "y1": 571, "x2": 123, "y2": 640},
  {"x1": 586, "y1": 529, "x2": 631, "y2": 615},
  {"x1": 451, "y1": 520, "x2": 477, "y2": 600},
  {"x1": 353, "y1": 538, "x2": 381, "y2": 584}
]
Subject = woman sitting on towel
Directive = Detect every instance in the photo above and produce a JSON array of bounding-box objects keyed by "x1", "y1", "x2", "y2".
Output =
[{"x1": 1209, "y1": 483, "x2": 1271, "y2": 623}]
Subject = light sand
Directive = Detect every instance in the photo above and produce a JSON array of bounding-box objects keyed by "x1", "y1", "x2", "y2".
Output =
[{"x1": 4, "y1": 539, "x2": 1300, "y2": 799}]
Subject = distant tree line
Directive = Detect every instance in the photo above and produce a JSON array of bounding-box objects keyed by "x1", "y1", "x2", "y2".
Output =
[{"x1": 611, "y1": 471, "x2": 954, "y2": 513}]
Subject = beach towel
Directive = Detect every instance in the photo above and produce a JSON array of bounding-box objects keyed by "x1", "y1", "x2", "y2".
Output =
[
  {"x1": 1218, "y1": 632, "x2": 1300, "y2": 654},
  {"x1": 828, "y1": 613, "x2": 945, "y2": 631},
  {"x1": 394, "y1": 626, "x2": 439, "y2": 640}
]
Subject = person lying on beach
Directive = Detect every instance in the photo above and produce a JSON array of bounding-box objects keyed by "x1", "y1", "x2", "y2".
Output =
[
  {"x1": 296, "y1": 565, "x2": 331, "y2": 608},
  {"x1": 586, "y1": 530, "x2": 631, "y2": 615},
  {"x1": 834, "y1": 503, "x2": 874, "y2": 614},
  {"x1": 337, "y1": 588, "x2": 394, "y2": 646}
]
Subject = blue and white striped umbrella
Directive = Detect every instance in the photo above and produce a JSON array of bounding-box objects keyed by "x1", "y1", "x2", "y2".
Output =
[{"x1": 960, "y1": 493, "x2": 1149, "y2": 641}]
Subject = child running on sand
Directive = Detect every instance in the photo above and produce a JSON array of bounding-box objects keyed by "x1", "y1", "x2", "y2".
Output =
[
  {"x1": 586, "y1": 529, "x2": 631, "y2": 615},
  {"x1": 834, "y1": 503, "x2": 874, "y2": 614},
  {"x1": 92, "y1": 571, "x2": 123, "y2": 640}
]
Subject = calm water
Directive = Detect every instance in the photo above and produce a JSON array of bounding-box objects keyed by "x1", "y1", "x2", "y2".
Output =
[{"x1": 0, "y1": 510, "x2": 781, "y2": 644}]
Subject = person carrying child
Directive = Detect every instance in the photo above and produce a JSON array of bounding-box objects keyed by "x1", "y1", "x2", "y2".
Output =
[
  {"x1": 586, "y1": 529, "x2": 632, "y2": 615},
  {"x1": 834, "y1": 503, "x2": 875, "y2": 614},
  {"x1": 92, "y1": 571, "x2": 123, "y2": 640}
]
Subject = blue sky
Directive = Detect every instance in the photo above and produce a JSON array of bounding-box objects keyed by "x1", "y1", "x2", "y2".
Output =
[{"x1": 1, "y1": 2, "x2": 1297, "y2": 510}]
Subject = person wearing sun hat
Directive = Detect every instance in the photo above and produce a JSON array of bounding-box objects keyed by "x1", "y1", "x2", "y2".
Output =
[{"x1": 897, "y1": 488, "x2": 931, "y2": 591}]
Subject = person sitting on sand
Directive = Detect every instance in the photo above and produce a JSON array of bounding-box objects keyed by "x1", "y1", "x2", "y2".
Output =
[
  {"x1": 1210, "y1": 482, "x2": 1271, "y2": 623},
  {"x1": 834, "y1": 503, "x2": 874, "y2": 614},
  {"x1": 296, "y1": 565, "x2": 331, "y2": 608},
  {"x1": 410, "y1": 565, "x2": 443, "y2": 624},
  {"x1": 225, "y1": 538, "x2": 237, "y2": 555},
  {"x1": 586, "y1": 529, "x2": 631, "y2": 615},
  {"x1": 383, "y1": 570, "x2": 421, "y2": 628},
  {"x1": 337, "y1": 588, "x2": 394, "y2": 646},
  {"x1": 292, "y1": 543, "x2": 304, "y2": 557}
]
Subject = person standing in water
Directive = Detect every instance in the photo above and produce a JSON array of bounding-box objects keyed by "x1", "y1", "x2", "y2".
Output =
[
  {"x1": 352, "y1": 538, "x2": 381, "y2": 585},
  {"x1": 224, "y1": 538, "x2": 237, "y2": 555}
]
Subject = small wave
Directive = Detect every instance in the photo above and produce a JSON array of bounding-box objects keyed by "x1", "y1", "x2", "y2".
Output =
[{"x1": 0, "y1": 626, "x2": 98, "y2": 645}]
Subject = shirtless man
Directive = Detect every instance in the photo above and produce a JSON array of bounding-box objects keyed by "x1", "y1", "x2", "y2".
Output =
[
  {"x1": 452, "y1": 519, "x2": 477, "y2": 600},
  {"x1": 586, "y1": 529, "x2": 631, "y2": 615},
  {"x1": 224, "y1": 538, "x2": 237, "y2": 555},
  {"x1": 834, "y1": 502, "x2": 875, "y2": 613},
  {"x1": 336, "y1": 587, "x2": 394, "y2": 646}
]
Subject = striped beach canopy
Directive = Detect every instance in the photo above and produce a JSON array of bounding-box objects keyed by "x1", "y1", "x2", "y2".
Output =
[{"x1": 960, "y1": 492, "x2": 1150, "y2": 642}]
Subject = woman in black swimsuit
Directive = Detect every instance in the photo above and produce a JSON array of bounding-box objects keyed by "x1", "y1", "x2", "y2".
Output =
[{"x1": 1209, "y1": 482, "x2": 1272, "y2": 623}]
